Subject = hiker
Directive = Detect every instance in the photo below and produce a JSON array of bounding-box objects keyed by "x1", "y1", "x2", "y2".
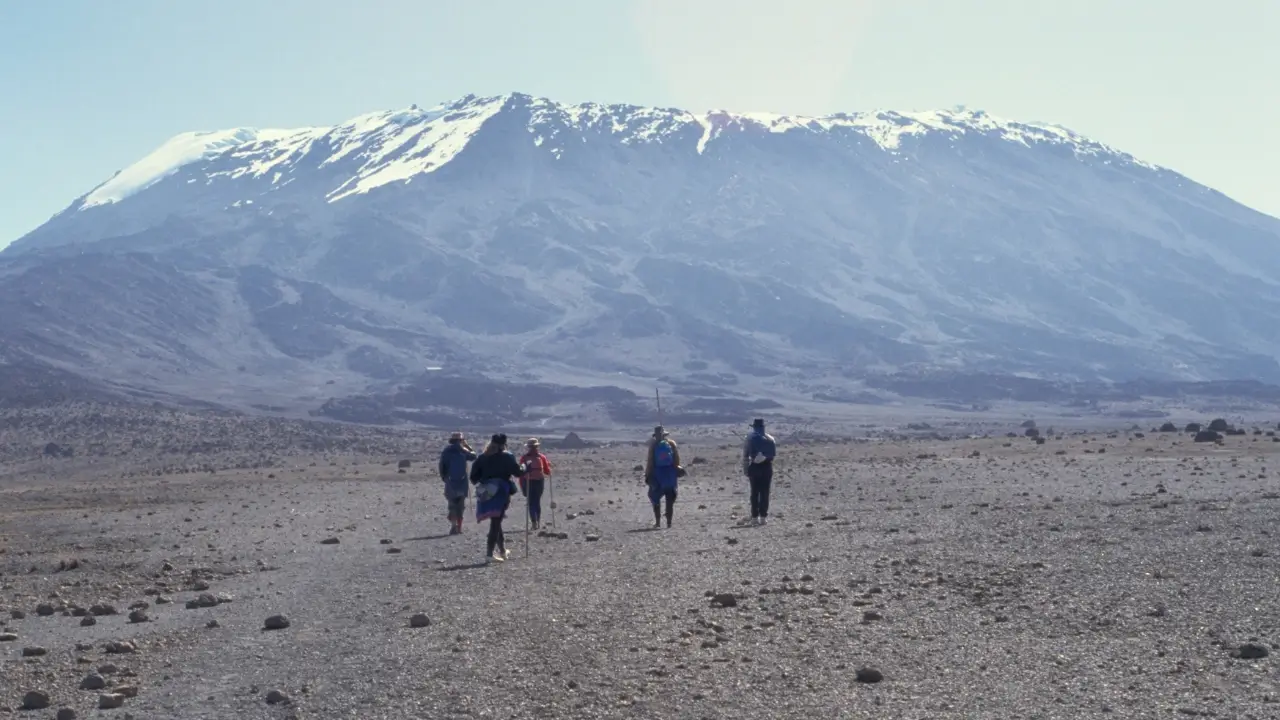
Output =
[
  {"x1": 470, "y1": 433, "x2": 524, "y2": 563},
  {"x1": 438, "y1": 431, "x2": 478, "y2": 535},
  {"x1": 518, "y1": 438, "x2": 552, "y2": 531},
  {"x1": 741, "y1": 418, "x2": 777, "y2": 525},
  {"x1": 645, "y1": 425, "x2": 684, "y2": 528}
]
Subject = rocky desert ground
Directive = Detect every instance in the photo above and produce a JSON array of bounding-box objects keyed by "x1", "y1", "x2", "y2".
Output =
[{"x1": 2, "y1": 404, "x2": 1279, "y2": 719}]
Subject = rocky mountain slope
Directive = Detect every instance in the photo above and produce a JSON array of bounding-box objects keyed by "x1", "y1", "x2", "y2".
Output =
[{"x1": 4, "y1": 92, "x2": 1280, "y2": 421}]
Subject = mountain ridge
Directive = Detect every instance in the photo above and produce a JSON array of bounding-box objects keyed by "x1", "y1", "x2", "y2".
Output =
[{"x1": 4, "y1": 91, "x2": 1280, "y2": 424}]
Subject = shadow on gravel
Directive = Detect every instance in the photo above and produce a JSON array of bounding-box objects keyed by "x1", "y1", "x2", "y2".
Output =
[
  {"x1": 404, "y1": 534, "x2": 453, "y2": 542},
  {"x1": 726, "y1": 524, "x2": 763, "y2": 532},
  {"x1": 435, "y1": 562, "x2": 491, "y2": 572},
  {"x1": 625, "y1": 527, "x2": 660, "y2": 534}
]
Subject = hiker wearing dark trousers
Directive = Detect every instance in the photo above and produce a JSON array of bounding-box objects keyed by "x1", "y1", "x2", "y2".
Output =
[
  {"x1": 470, "y1": 433, "x2": 523, "y2": 564},
  {"x1": 742, "y1": 418, "x2": 777, "y2": 525},
  {"x1": 645, "y1": 426, "x2": 684, "y2": 528},
  {"x1": 519, "y1": 438, "x2": 552, "y2": 530},
  {"x1": 438, "y1": 431, "x2": 478, "y2": 535}
]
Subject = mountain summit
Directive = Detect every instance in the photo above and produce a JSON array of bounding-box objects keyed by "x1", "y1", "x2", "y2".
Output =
[{"x1": 5, "y1": 92, "x2": 1280, "y2": 420}]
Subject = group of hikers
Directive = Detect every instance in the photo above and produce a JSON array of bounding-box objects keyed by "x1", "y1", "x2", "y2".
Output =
[{"x1": 437, "y1": 418, "x2": 778, "y2": 564}]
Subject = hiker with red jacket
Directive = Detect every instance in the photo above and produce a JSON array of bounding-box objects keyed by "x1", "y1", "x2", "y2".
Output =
[{"x1": 518, "y1": 438, "x2": 552, "y2": 530}]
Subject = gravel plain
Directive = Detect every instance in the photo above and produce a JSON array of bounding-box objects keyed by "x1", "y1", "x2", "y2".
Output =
[{"x1": 2, "y1": 411, "x2": 1279, "y2": 719}]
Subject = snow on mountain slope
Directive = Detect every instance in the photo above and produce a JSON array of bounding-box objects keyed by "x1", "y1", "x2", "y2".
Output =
[
  {"x1": 63, "y1": 93, "x2": 1168, "y2": 215},
  {"x1": 81, "y1": 128, "x2": 307, "y2": 208},
  {"x1": 7, "y1": 91, "x2": 1280, "y2": 410}
]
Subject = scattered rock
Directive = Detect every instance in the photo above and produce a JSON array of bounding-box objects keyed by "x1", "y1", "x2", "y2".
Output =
[
  {"x1": 80, "y1": 616, "x2": 97, "y2": 627},
  {"x1": 397, "y1": 459, "x2": 412, "y2": 469},
  {"x1": 855, "y1": 667, "x2": 884, "y2": 683},
  {"x1": 320, "y1": 537, "x2": 340, "y2": 545},
  {"x1": 409, "y1": 614, "x2": 431, "y2": 628},
  {"x1": 104, "y1": 641, "x2": 137, "y2": 655},
  {"x1": 1234, "y1": 643, "x2": 1270, "y2": 660},
  {"x1": 585, "y1": 534, "x2": 601, "y2": 542},
  {"x1": 379, "y1": 538, "x2": 393, "y2": 545},
  {"x1": 206, "y1": 619, "x2": 220, "y2": 629},
  {"x1": 266, "y1": 689, "x2": 291, "y2": 705},
  {"x1": 128, "y1": 610, "x2": 149, "y2": 624},
  {"x1": 11, "y1": 609, "x2": 26, "y2": 619},
  {"x1": 709, "y1": 593, "x2": 738, "y2": 608},
  {"x1": 80, "y1": 674, "x2": 107, "y2": 691},
  {"x1": 22, "y1": 646, "x2": 48, "y2": 657},
  {"x1": 56, "y1": 708, "x2": 78, "y2": 720},
  {"x1": 98, "y1": 693, "x2": 126, "y2": 710},
  {"x1": 89, "y1": 604, "x2": 118, "y2": 617},
  {"x1": 36, "y1": 603, "x2": 56, "y2": 617},
  {"x1": 21, "y1": 691, "x2": 51, "y2": 710},
  {"x1": 1194, "y1": 430, "x2": 1223, "y2": 443},
  {"x1": 264, "y1": 615, "x2": 291, "y2": 631},
  {"x1": 0, "y1": 632, "x2": 16, "y2": 642}
]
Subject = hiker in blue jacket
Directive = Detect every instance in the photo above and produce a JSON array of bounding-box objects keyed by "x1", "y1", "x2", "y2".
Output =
[
  {"x1": 439, "y1": 431, "x2": 478, "y2": 535},
  {"x1": 742, "y1": 418, "x2": 777, "y2": 525},
  {"x1": 645, "y1": 425, "x2": 684, "y2": 528}
]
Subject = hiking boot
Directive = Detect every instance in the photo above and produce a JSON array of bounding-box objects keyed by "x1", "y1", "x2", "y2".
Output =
[
  {"x1": 492, "y1": 552, "x2": 505, "y2": 563},
  {"x1": 502, "y1": 548, "x2": 511, "y2": 559},
  {"x1": 665, "y1": 516, "x2": 672, "y2": 528},
  {"x1": 760, "y1": 517, "x2": 768, "y2": 526}
]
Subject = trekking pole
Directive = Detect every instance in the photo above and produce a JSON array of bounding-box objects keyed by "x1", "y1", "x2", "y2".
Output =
[
  {"x1": 656, "y1": 388, "x2": 664, "y2": 427},
  {"x1": 524, "y1": 490, "x2": 531, "y2": 558},
  {"x1": 548, "y1": 471, "x2": 556, "y2": 529}
]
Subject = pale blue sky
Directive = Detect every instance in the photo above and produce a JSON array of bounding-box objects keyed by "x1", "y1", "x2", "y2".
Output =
[{"x1": 2, "y1": 0, "x2": 1276, "y2": 247}]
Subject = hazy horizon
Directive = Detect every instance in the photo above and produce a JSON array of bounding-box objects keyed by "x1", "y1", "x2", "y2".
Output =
[{"x1": 2, "y1": 0, "x2": 1277, "y2": 247}]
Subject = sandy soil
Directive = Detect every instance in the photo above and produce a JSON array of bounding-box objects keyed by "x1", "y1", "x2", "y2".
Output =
[{"x1": 2, "y1": 414, "x2": 1279, "y2": 719}]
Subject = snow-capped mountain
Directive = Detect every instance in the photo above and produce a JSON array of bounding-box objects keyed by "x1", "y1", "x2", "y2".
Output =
[{"x1": 5, "y1": 92, "x2": 1280, "y2": 417}]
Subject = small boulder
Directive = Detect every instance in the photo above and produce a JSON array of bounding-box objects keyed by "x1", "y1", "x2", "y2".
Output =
[
  {"x1": 320, "y1": 537, "x2": 340, "y2": 545},
  {"x1": 409, "y1": 613, "x2": 431, "y2": 628},
  {"x1": 264, "y1": 614, "x2": 290, "y2": 631},
  {"x1": 1194, "y1": 430, "x2": 1223, "y2": 443},
  {"x1": 80, "y1": 674, "x2": 107, "y2": 691},
  {"x1": 265, "y1": 689, "x2": 291, "y2": 705},
  {"x1": 397, "y1": 459, "x2": 412, "y2": 469},
  {"x1": 128, "y1": 609, "x2": 149, "y2": 624},
  {"x1": 98, "y1": 693, "x2": 126, "y2": 710},
  {"x1": 21, "y1": 691, "x2": 51, "y2": 710},
  {"x1": 855, "y1": 667, "x2": 884, "y2": 683},
  {"x1": 80, "y1": 616, "x2": 97, "y2": 627},
  {"x1": 1234, "y1": 643, "x2": 1271, "y2": 660},
  {"x1": 22, "y1": 646, "x2": 48, "y2": 657},
  {"x1": 709, "y1": 593, "x2": 738, "y2": 608},
  {"x1": 56, "y1": 708, "x2": 78, "y2": 720},
  {"x1": 0, "y1": 632, "x2": 16, "y2": 642}
]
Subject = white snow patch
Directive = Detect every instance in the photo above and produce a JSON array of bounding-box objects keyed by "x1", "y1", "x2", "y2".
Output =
[{"x1": 82, "y1": 128, "x2": 274, "y2": 208}]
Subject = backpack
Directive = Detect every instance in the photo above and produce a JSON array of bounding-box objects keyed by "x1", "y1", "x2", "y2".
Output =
[
  {"x1": 444, "y1": 447, "x2": 469, "y2": 481},
  {"x1": 750, "y1": 432, "x2": 776, "y2": 461},
  {"x1": 653, "y1": 439, "x2": 675, "y2": 468}
]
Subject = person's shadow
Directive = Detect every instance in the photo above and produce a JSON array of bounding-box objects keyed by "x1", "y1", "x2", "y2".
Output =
[
  {"x1": 435, "y1": 561, "x2": 491, "y2": 572},
  {"x1": 404, "y1": 534, "x2": 453, "y2": 542}
]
